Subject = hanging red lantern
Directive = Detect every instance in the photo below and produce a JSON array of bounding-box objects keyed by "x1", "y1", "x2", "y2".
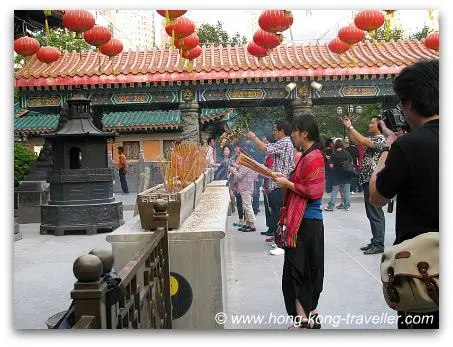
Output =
[
  {"x1": 247, "y1": 42, "x2": 267, "y2": 58},
  {"x1": 253, "y1": 29, "x2": 283, "y2": 50},
  {"x1": 175, "y1": 34, "x2": 199, "y2": 50},
  {"x1": 338, "y1": 25, "x2": 365, "y2": 45},
  {"x1": 424, "y1": 32, "x2": 439, "y2": 51},
  {"x1": 181, "y1": 45, "x2": 202, "y2": 60},
  {"x1": 84, "y1": 25, "x2": 112, "y2": 48},
  {"x1": 14, "y1": 37, "x2": 40, "y2": 57},
  {"x1": 36, "y1": 46, "x2": 61, "y2": 64},
  {"x1": 100, "y1": 38, "x2": 123, "y2": 57},
  {"x1": 165, "y1": 17, "x2": 195, "y2": 40},
  {"x1": 328, "y1": 37, "x2": 350, "y2": 54},
  {"x1": 157, "y1": 10, "x2": 187, "y2": 20},
  {"x1": 258, "y1": 10, "x2": 294, "y2": 34},
  {"x1": 62, "y1": 10, "x2": 95, "y2": 39},
  {"x1": 354, "y1": 10, "x2": 385, "y2": 33}
]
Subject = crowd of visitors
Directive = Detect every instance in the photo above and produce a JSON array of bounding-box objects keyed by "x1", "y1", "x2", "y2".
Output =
[{"x1": 208, "y1": 59, "x2": 438, "y2": 329}]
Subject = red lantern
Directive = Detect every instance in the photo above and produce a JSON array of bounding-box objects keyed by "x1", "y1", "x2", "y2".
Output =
[
  {"x1": 253, "y1": 29, "x2": 283, "y2": 50},
  {"x1": 165, "y1": 17, "x2": 195, "y2": 39},
  {"x1": 424, "y1": 32, "x2": 439, "y2": 51},
  {"x1": 338, "y1": 25, "x2": 365, "y2": 45},
  {"x1": 84, "y1": 25, "x2": 112, "y2": 48},
  {"x1": 354, "y1": 10, "x2": 385, "y2": 32},
  {"x1": 157, "y1": 10, "x2": 187, "y2": 20},
  {"x1": 328, "y1": 37, "x2": 350, "y2": 54},
  {"x1": 36, "y1": 46, "x2": 61, "y2": 64},
  {"x1": 14, "y1": 37, "x2": 40, "y2": 57},
  {"x1": 258, "y1": 10, "x2": 294, "y2": 34},
  {"x1": 175, "y1": 34, "x2": 199, "y2": 50},
  {"x1": 63, "y1": 10, "x2": 95, "y2": 38},
  {"x1": 247, "y1": 42, "x2": 267, "y2": 58},
  {"x1": 181, "y1": 45, "x2": 201, "y2": 60},
  {"x1": 100, "y1": 38, "x2": 123, "y2": 57}
]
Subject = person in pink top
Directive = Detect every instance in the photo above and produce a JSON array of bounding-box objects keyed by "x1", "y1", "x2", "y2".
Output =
[{"x1": 229, "y1": 162, "x2": 258, "y2": 232}]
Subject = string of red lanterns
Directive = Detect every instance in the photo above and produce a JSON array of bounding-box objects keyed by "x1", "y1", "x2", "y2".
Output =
[
  {"x1": 424, "y1": 32, "x2": 439, "y2": 51},
  {"x1": 258, "y1": 10, "x2": 293, "y2": 35},
  {"x1": 354, "y1": 10, "x2": 385, "y2": 33},
  {"x1": 62, "y1": 10, "x2": 95, "y2": 39}
]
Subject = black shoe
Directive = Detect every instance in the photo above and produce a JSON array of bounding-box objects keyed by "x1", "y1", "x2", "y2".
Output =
[
  {"x1": 363, "y1": 246, "x2": 384, "y2": 255},
  {"x1": 261, "y1": 230, "x2": 274, "y2": 236},
  {"x1": 360, "y1": 243, "x2": 372, "y2": 251},
  {"x1": 242, "y1": 226, "x2": 256, "y2": 232}
]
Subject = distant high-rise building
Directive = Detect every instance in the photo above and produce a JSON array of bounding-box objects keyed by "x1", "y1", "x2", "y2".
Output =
[{"x1": 114, "y1": 10, "x2": 156, "y2": 50}]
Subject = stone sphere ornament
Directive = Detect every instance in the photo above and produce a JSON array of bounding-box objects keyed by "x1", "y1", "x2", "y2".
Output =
[
  {"x1": 89, "y1": 248, "x2": 114, "y2": 273},
  {"x1": 73, "y1": 254, "x2": 103, "y2": 282},
  {"x1": 154, "y1": 199, "x2": 168, "y2": 213}
]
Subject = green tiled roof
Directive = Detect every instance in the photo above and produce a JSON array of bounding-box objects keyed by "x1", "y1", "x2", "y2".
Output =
[
  {"x1": 15, "y1": 112, "x2": 60, "y2": 134},
  {"x1": 200, "y1": 108, "x2": 238, "y2": 124},
  {"x1": 102, "y1": 110, "x2": 181, "y2": 131}
]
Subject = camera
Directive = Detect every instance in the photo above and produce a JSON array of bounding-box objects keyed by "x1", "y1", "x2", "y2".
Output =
[{"x1": 378, "y1": 108, "x2": 409, "y2": 131}]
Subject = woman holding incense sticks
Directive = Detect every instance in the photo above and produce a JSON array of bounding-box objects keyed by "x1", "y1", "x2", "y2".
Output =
[{"x1": 272, "y1": 114, "x2": 325, "y2": 329}]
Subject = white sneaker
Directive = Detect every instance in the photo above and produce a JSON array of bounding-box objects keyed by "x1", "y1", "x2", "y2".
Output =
[
  {"x1": 351, "y1": 191, "x2": 356, "y2": 195},
  {"x1": 270, "y1": 247, "x2": 285, "y2": 256}
]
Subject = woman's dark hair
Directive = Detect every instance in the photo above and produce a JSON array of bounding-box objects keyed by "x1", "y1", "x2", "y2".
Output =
[
  {"x1": 393, "y1": 59, "x2": 439, "y2": 117},
  {"x1": 334, "y1": 139, "x2": 345, "y2": 149},
  {"x1": 274, "y1": 119, "x2": 291, "y2": 136},
  {"x1": 223, "y1": 145, "x2": 231, "y2": 153},
  {"x1": 371, "y1": 116, "x2": 383, "y2": 133},
  {"x1": 324, "y1": 138, "x2": 333, "y2": 147},
  {"x1": 292, "y1": 114, "x2": 321, "y2": 143}
]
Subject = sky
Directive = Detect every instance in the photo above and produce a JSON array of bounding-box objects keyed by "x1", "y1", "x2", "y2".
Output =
[{"x1": 153, "y1": 9, "x2": 438, "y2": 47}]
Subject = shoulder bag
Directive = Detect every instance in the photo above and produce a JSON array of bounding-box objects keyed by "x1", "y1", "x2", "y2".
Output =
[{"x1": 380, "y1": 232, "x2": 439, "y2": 313}]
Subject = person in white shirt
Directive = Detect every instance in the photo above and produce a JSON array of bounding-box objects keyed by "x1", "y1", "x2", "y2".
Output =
[{"x1": 206, "y1": 137, "x2": 220, "y2": 168}]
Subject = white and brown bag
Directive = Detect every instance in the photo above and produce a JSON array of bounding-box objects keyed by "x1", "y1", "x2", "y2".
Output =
[{"x1": 380, "y1": 232, "x2": 439, "y2": 313}]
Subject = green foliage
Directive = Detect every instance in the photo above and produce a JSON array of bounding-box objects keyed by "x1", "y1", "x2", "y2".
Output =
[
  {"x1": 372, "y1": 18, "x2": 405, "y2": 41},
  {"x1": 34, "y1": 28, "x2": 90, "y2": 52},
  {"x1": 313, "y1": 103, "x2": 382, "y2": 140},
  {"x1": 197, "y1": 21, "x2": 247, "y2": 46},
  {"x1": 409, "y1": 26, "x2": 431, "y2": 40},
  {"x1": 14, "y1": 143, "x2": 37, "y2": 186}
]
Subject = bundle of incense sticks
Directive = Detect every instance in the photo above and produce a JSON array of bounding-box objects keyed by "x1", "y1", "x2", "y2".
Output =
[{"x1": 237, "y1": 153, "x2": 277, "y2": 179}]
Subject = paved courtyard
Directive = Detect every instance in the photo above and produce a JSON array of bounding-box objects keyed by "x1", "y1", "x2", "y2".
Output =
[{"x1": 14, "y1": 193, "x2": 397, "y2": 329}]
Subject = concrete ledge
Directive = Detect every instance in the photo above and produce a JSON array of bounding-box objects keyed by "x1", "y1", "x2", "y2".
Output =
[{"x1": 106, "y1": 181, "x2": 230, "y2": 329}]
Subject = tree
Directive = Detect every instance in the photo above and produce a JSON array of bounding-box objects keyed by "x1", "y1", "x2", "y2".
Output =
[
  {"x1": 372, "y1": 18, "x2": 405, "y2": 41},
  {"x1": 14, "y1": 143, "x2": 37, "y2": 186},
  {"x1": 197, "y1": 21, "x2": 247, "y2": 46},
  {"x1": 409, "y1": 26, "x2": 431, "y2": 40}
]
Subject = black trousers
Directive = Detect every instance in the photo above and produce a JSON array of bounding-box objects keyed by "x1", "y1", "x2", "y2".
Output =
[
  {"x1": 263, "y1": 192, "x2": 271, "y2": 228},
  {"x1": 362, "y1": 182, "x2": 385, "y2": 249},
  {"x1": 119, "y1": 168, "x2": 129, "y2": 193},
  {"x1": 235, "y1": 192, "x2": 244, "y2": 220},
  {"x1": 267, "y1": 188, "x2": 284, "y2": 235},
  {"x1": 252, "y1": 179, "x2": 261, "y2": 213},
  {"x1": 282, "y1": 219, "x2": 324, "y2": 316}
]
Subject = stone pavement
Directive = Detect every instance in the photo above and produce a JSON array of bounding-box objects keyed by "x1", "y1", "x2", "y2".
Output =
[
  {"x1": 225, "y1": 200, "x2": 397, "y2": 330},
  {"x1": 14, "y1": 192, "x2": 396, "y2": 329}
]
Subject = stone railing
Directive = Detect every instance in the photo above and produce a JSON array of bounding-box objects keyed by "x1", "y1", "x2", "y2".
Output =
[{"x1": 69, "y1": 200, "x2": 172, "y2": 329}]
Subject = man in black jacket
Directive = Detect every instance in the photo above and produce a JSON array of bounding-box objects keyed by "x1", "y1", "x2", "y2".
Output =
[{"x1": 369, "y1": 59, "x2": 439, "y2": 329}]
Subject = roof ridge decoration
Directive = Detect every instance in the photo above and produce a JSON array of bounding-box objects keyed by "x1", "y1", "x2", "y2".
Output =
[{"x1": 15, "y1": 40, "x2": 438, "y2": 87}]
